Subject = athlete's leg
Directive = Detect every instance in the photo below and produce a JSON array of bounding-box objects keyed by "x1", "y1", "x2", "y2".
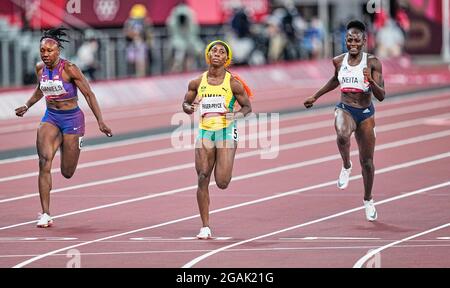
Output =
[
  {"x1": 214, "y1": 140, "x2": 237, "y2": 189},
  {"x1": 60, "y1": 134, "x2": 82, "y2": 179},
  {"x1": 355, "y1": 117, "x2": 376, "y2": 201},
  {"x1": 334, "y1": 109, "x2": 356, "y2": 169},
  {"x1": 36, "y1": 122, "x2": 62, "y2": 214},
  {"x1": 195, "y1": 139, "x2": 216, "y2": 228}
]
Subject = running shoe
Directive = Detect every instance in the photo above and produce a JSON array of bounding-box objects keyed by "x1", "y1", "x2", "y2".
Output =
[
  {"x1": 337, "y1": 161, "x2": 352, "y2": 189},
  {"x1": 37, "y1": 213, "x2": 53, "y2": 228},
  {"x1": 364, "y1": 199, "x2": 377, "y2": 222},
  {"x1": 196, "y1": 227, "x2": 212, "y2": 239}
]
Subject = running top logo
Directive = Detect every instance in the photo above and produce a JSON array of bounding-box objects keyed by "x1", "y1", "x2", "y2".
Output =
[{"x1": 94, "y1": 0, "x2": 120, "y2": 21}]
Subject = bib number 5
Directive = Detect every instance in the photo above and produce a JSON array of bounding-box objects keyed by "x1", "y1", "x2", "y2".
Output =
[{"x1": 233, "y1": 127, "x2": 238, "y2": 141}]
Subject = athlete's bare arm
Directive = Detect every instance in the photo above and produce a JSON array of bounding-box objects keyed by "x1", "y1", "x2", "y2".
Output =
[
  {"x1": 65, "y1": 61, "x2": 112, "y2": 136},
  {"x1": 304, "y1": 55, "x2": 344, "y2": 108},
  {"x1": 364, "y1": 55, "x2": 385, "y2": 102},
  {"x1": 230, "y1": 77, "x2": 252, "y2": 118},
  {"x1": 15, "y1": 63, "x2": 45, "y2": 117},
  {"x1": 182, "y1": 77, "x2": 201, "y2": 114}
]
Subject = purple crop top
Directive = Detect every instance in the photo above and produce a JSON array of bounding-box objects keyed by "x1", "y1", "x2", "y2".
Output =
[{"x1": 40, "y1": 59, "x2": 78, "y2": 101}]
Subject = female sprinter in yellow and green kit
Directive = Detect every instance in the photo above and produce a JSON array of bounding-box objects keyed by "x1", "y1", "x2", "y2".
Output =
[{"x1": 182, "y1": 40, "x2": 252, "y2": 239}]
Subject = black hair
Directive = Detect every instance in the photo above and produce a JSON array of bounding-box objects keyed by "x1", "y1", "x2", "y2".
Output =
[
  {"x1": 40, "y1": 27, "x2": 69, "y2": 49},
  {"x1": 346, "y1": 20, "x2": 366, "y2": 33}
]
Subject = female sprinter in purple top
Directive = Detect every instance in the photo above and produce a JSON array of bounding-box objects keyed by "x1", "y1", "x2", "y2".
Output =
[
  {"x1": 303, "y1": 20, "x2": 385, "y2": 222},
  {"x1": 15, "y1": 27, "x2": 112, "y2": 228}
]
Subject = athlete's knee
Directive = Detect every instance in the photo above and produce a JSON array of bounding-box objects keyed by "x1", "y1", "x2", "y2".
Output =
[
  {"x1": 336, "y1": 134, "x2": 350, "y2": 146},
  {"x1": 60, "y1": 161, "x2": 77, "y2": 178},
  {"x1": 216, "y1": 177, "x2": 231, "y2": 190},
  {"x1": 38, "y1": 155, "x2": 52, "y2": 172},
  {"x1": 197, "y1": 172, "x2": 210, "y2": 185},
  {"x1": 360, "y1": 158, "x2": 374, "y2": 171},
  {"x1": 216, "y1": 181, "x2": 229, "y2": 190},
  {"x1": 61, "y1": 168, "x2": 75, "y2": 179}
]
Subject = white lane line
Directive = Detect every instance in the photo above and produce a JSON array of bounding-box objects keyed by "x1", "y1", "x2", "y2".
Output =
[
  {"x1": 3, "y1": 117, "x2": 450, "y2": 206},
  {"x1": 5, "y1": 244, "x2": 450, "y2": 260},
  {"x1": 0, "y1": 103, "x2": 180, "y2": 134},
  {"x1": 2, "y1": 94, "x2": 450, "y2": 165},
  {"x1": 0, "y1": 123, "x2": 39, "y2": 134},
  {"x1": 0, "y1": 132, "x2": 177, "y2": 165},
  {"x1": 2, "y1": 110, "x2": 450, "y2": 204},
  {"x1": 1, "y1": 128, "x2": 450, "y2": 231},
  {"x1": 2, "y1": 86, "x2": 447, "y2": 133},
  {"x1": 353, "y1": 222, "x2": 450, "y2": 268},
  {"x1": 182, "y1": 181, "x2": 450, "y2": 268},
  {"x1": 282, "y1": 237, "x2": 381, "y2": 240},
  {"x1": 11, "y1": 155, "x2": 450, "y2": 267},
  {"x1": 3, "y1": 97, "x2": 450, "y2": 182},
  {"x1": 129, "y1": 237, "x2": 162, "y2": 240},
  {"x1": 4, "y1": 106, "x2": 449, "y2": 183},
  {"x1": 0, "y1": 86, "x2": 313, "y2": 132},
  {"x1": 1, "y1": 238, "x2": 446, "y2": 244},
  {"x1": 0, "y1": 103, "x2": 324, "y2": 165},
  {"x1": 0, "y1": 115, "x2": 337, "y2": 182}
]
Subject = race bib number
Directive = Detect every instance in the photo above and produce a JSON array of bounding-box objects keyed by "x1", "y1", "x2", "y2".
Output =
[
  {"x1": 200, "y1": 96, "x2": 227, "y2": 116},
  {"x1": 40, "y1": 80, "x2": 67, "y2": 97},
  {"x1": 232, "y1": 127, "x2": 238, "y2": 141},
  {"x1": 78, "y1": 136, "x2": 84, "y2": 150}
]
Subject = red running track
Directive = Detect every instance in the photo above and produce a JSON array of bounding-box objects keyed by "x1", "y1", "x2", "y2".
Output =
[{"x1": 0, "y1": 89, "x2": 449, "y2": 268}]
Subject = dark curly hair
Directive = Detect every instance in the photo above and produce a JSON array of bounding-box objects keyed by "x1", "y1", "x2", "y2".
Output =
[
  {"x1": 346, "y1": 20, "x2": 366, "y2": 33},
  {"x1": 40, "y1": 27, "x2": 69, "y2": 49}
]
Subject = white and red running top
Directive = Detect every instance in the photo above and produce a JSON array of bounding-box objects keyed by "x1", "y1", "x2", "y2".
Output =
[{"x1": 338, "y1": 52, "x2": 370, "y2": 93}]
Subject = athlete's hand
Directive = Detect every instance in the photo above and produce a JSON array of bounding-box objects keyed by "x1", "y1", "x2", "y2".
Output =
[
  {"x1": 98, "y1": 121, "x2": 113, "y2": 137},
  {"x1": 225, "y1": 112, "x2": 234, "y2": 121},
  {"x1": 224, "y1": 105, "x2": 236, "y2": 121},
  {"x1": 15, "y1": 105, "x2": 28, "y2": 117},
  {"x1": 363, "y1": 67, "x2": 373, "y2": 84},
  {"x1": 304, "y1": 96, "x2": 317, "y2": 109},
  {"x1": 183, "y1": 102, "x2": 197, "y2": 114}
]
